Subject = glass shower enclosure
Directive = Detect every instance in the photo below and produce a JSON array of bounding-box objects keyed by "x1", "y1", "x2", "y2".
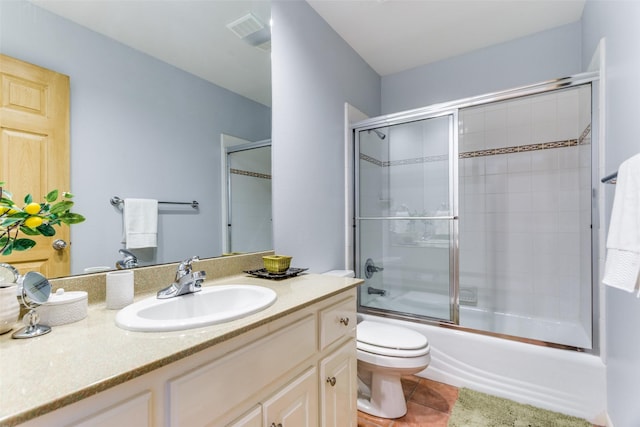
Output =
[
  {"x1": 354, "y1": 75, "x2": 596, "y2": 350},
  {"x1": 356, "y1": 111, "x2": 459, "y2": 323},
  {"x1": 226, "y1": 141, "x2": 272, "y2": 254}
]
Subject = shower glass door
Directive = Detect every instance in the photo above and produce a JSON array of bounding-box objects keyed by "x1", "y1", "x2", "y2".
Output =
[
  {"x1": 355, "y1": 111, "x2": 458, "y2": 323},
  {"x1": 226, "y1": 142, "x2": 272, "y2": 253}
]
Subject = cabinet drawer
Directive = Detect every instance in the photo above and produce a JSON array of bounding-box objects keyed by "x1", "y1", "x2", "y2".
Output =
[
  {"x1": 71, "y1": 391, "x2": 152, "y2": 427},
  {"x1": 319, "y1": 297, "x2": 356, "y2": 350},
  {"x1": 167, "y1": 314, "x2": 316, "y2": 426}
]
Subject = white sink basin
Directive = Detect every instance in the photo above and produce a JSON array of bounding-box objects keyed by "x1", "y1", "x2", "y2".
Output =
[{"x1": 115, "y1": 284, "x2": 277, "y2": 332}]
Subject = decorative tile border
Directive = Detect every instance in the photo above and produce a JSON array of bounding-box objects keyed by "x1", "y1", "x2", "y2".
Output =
[
  {"x1": 578, "y1": 123, "x2": 591, "y2": 145},
  {"x1": 459, "y1": 139, "x2": 578, "y2": 159},
  {"x1": 359, "y1": 153, "x2": 384, "y2": 167},
  {"x1": 386, "y1": 154, "x2": 449, "y2": 166},
  {"x1": 360, "y1": 124, "x2": 592, "y2": 165},
  {"x1": 230, "y1": 168, "x2": 271, "y2": 180}
]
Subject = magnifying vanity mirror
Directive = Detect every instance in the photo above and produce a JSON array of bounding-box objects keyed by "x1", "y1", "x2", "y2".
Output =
[
  {"x1": 12, "y1": 272, "x2": 52, "y2": 339},
  {"x1": 0, "y1": 263, "x2": 19, "y2": 286}
]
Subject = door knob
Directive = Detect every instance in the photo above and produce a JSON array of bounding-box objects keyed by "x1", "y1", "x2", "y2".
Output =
[
  {"x1": 52, "y1": 239, "x2": 67, "y2": 250},
  {"x1": 326, "y1": 376, "x2": 337, "y2": 386}
]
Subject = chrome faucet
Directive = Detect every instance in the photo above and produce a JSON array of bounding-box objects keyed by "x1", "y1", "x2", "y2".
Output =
[
  {"x1": 116, "y1": 249, "x2": 138, "y2": 269},
  {"x1": 157, "y1": 256, "x2": 206, "y2": 299}
]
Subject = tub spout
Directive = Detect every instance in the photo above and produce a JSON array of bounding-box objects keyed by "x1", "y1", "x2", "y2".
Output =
[{"x1": 367, "y1": 286, "x2": 386, "y2": 296}]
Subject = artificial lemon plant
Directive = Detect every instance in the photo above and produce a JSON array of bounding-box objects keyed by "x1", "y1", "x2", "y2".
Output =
[{"x1": 0, "y1": 182, "x2": 85, "y2": 255}]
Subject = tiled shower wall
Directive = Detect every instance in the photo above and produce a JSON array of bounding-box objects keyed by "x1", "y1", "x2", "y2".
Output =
[{"x1": 458, "y1": 85, "x2": 592, "y2": 330}]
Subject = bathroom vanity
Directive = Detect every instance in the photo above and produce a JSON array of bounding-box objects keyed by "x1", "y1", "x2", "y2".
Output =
[{"x1": 0, "y1": 266, "x2": 362, "y2": 427}]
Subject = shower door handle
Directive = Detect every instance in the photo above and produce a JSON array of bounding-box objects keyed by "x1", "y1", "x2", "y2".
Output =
[{"x1": 365, "y1": 258, "x2": 384, "y2": 279}]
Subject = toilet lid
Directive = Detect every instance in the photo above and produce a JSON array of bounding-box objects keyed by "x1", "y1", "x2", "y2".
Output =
[{"x1": 357, "y1": 320, "x2": 428, "y2": 351}]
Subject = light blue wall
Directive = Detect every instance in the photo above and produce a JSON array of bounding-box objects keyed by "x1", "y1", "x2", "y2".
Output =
[
  {"x1": 0, "y1": 0, "x2": 271, "y2": 274},
  {"x1": 582, "y1": 1, "x2": 640, "y2": 425},
  {"x1": 271, "y1": 0, "x2": 380, "y2": 273},
  {"x1": 382, "y1": 21, "x2": 582, "y2": 114}
]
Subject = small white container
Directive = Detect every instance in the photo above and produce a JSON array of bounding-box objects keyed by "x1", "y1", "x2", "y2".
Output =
[
  {"x1": 36, "y1": 288, "x2": 88, "y2": 326},
  {"x1": 0, "y1": 285, "x2": 20, "y2": 334},
  {"x1": 106, "y1": 270, "x2": 134, "y2": 309}
]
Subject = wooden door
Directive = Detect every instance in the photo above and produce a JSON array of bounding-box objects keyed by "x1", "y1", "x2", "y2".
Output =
[{"x1": 0, "y1": 54, "x2": 70, "y2": 277}]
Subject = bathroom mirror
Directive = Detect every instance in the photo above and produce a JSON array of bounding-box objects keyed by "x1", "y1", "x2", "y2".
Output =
[
  {"x1": 0, "y1": 0, "x2": 272, "y2": 277},
  {"x1": 13, "y1": 271, "x2": 52, "y2": 338}
]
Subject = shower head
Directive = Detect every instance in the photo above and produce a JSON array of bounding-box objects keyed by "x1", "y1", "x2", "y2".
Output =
[{"x1": 368, "y1": 129, "x2": 386, "y2": 140}]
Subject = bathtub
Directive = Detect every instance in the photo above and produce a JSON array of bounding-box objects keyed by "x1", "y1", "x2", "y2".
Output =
[
  {"x1": 365, "y1": 290, "x2": 591, "y2": 348},
  {"x1": 358, "y1": 312, "x2": 607, "y2": 424}
]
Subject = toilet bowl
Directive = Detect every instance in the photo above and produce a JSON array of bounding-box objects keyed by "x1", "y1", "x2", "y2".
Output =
[
  {"x1": 321, "y1": 270, "x2": 431, "y2": 419},
  {"x1": 356, "y1": 320, "x2": 431, "y2": 419}
]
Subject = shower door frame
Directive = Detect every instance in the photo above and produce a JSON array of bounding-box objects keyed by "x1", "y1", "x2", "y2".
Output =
[
  {"x1": 352, "y1": 71, "x2": 600, "y2": 353},
  {"x1": 354, "y1": 109, "x2": 461, "y2": 324},
  {"x1": 225, "y1": 139, "x2": 272, "y2": 253}
]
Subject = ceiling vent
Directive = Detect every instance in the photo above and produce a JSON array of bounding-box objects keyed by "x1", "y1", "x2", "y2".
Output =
[{"x1": 227, "y1": 13, "x2": 271, "y2": 52}]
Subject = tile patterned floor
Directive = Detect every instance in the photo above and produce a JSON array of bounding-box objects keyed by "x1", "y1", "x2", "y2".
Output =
[{"x1": 357, "y1": 375, "x2": 603, "y2": 427}]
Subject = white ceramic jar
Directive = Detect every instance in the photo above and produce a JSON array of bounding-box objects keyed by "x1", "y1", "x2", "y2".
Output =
[
  {"x1": 0, "y1": 285, "x2": 20, "y2": 334},
  {"x1": 36, "y1": 288, "x2": 88, "y2": 326}
]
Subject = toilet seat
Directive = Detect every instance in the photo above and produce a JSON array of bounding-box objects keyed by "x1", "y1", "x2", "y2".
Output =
[{"x1": 357, "y1": 321, "x2": 430, "y2": 358}]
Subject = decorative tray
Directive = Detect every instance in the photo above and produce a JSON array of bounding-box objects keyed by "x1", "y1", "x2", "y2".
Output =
[{"x1": 244, "y1": 267, "x2": 308, "y2": 280}]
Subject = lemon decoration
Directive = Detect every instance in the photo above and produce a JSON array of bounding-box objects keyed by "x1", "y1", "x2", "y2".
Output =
[
  {"x1": 24, "y1": 216, "x2": 44, "y2": 229},
  {"x1": 24, "y1": 202, "x2": 41, "y2": 215},
  {"x1": 0, "y1": 182, "x2": 85, "y2": 255}
]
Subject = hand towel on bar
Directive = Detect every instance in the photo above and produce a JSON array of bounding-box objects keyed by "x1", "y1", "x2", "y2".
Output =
[
  {"x1": 123, "y1": 198, "x2": 158, "y2": 249},
  {"x1": 603, "y1": 153, "x2": 640, "y2": 295}
]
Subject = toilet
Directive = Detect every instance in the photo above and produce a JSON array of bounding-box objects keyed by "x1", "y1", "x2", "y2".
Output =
[
  {"x1": 356, "y1": 320, "x2": 430, "y2": 418},
  {"x1": 323, "y1": 270, "x2": 431, "y2": 419}
]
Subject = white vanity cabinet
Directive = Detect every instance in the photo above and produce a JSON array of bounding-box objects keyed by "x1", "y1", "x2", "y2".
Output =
[{"x1": 18, "y1": 287, "x2": 357, "y2": 427}]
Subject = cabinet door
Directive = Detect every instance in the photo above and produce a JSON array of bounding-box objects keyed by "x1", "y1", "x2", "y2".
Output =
[
  {"x1": 263, "y1": 367, "x2": 318, "y2": 427},
  {"x1": 320, "y1": 339, "x2": 357, "y2": 427},
  {"x1": 228, "y1": 405, "x2": 262, "y2": 427}
]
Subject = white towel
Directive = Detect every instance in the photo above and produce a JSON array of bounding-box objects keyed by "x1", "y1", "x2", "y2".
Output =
[
  {"x1": 123, "y1": 198, "x2": 158, "y2": 249},
  {"x1": 603, "y1": 153, "x2": 640, "y2": 295}
]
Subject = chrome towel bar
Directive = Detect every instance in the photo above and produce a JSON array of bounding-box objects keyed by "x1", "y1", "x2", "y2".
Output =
[
  {"x1": 110, "y1": 196, "x2": 199, "y2": 209},
  {"x1": 601, "y1": 172, "x2": 618, "y2": 184}
]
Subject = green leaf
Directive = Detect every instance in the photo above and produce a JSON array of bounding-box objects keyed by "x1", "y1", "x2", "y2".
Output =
[
  {"x1": 19, "y1": 225, "x2": 40, "y2": 236},
  {"x1": 0, "y1": 197, "x2": 15, "y2": 206},
  {"x1": 50, "y1": 200, "x2": 74, "y2": 215},
  {"x1": 36, "y1": 223, "x2": 56, "y2": 237},
  {"x1": 2, "y1": 242, "x2": 13, "y2": 256},
  {"x1": 45, "y1": 189, "x2": 59, "y2": 203},
  {"x1": 1, "y1": 217, "x2": 25, "y2": 227},
  {"x1": 63, "y1": 192, "x2": 74, "y2": 199},
  {"x1": 0, "y1": 189, "x2": 12, "y2": 200},
  {"x1": 24, "y1": 194, "x2": 33, "y2": 204},
  {"x1": 13, "y1": 238, "x2": 36, "y2": 251},
  {"x1": 59, "y1": 213, "x2": 86, "y2": 224}
]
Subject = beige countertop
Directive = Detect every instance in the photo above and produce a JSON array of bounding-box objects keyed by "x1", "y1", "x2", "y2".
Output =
[{"x1": 0, "y1": 272, "x2": 363, "y2": 426}]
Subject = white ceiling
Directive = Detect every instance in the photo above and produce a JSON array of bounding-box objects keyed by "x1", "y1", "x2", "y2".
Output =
[
  {"x1": 29, "y1": 0, "x2": 586, "y2": 107},
  {"x1": 30, "y1": 0, "x2": 272, "y2": 106},
  {"x1": 307, "y1": 0, "x2": 586, "y2": 76}
]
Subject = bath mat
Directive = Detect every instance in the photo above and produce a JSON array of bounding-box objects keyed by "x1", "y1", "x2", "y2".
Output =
[{"x1": 448, "y1": 388, "x2": 591, "y2": 427}]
